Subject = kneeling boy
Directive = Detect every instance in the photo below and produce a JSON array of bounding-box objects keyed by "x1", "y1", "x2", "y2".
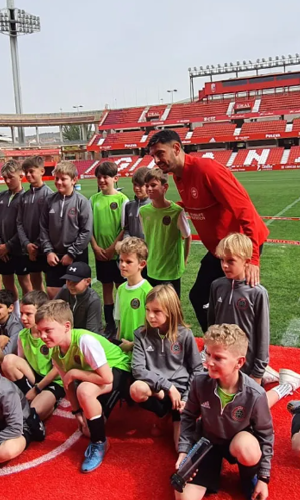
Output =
[
  {"x1": 35, "y1": 300, "x2": 131, "y2": 473},
  {"x1": 175, "y1": 324, "x2": 273, "y2": 500}
]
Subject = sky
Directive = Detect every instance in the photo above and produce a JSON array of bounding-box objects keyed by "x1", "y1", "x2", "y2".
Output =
[{"x1": 0, "y1": 0, "x2": 299, "y2": 116}]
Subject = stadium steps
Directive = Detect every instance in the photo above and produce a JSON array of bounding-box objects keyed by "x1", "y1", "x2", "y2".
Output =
[
  {"x1": 85, "y1": 160, "x2": 99, "y2": 174},
  {"x1": 226, "y1": 151, "x2": 238, "y2": 167},
  {"x1": 161, "y1": 105, "x2": 171, "y2": 121},
  {"x1": 281, "y1": 149, "x2": 291, "y2": 164},
  {"x1": 252, "y1": 99, "x2": 261, "y2": 112},
  {"x1": 226, "y1": 101, "x2": 235, "y2": 115},
  {"x1": 138, "y1": 106, "x2": 150, "y2": 122}
]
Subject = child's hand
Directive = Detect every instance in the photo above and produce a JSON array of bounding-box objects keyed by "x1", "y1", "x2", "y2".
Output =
[
  {"x1": 63, "y1": 370, "x2": 77, "y2": 390},
  {"x1": 27, "y1": 243, "x2": 38, "y2": 261},
  {"x1": 0, "y1": 244, "x2": 8, "y2": 258},
  {"x1": 93, "y1": 246, "x2": 108, "y2": 261},
  {"x1": 105, "y1": 245, "x2": 115, "y2": 261},
  {"x1": 61, "y1": 254, "x2": 74, "y2": 266},
  {"x1": 175, "y1": 453, "x2": 187, "y2": 470},
  {"x1": 120, "y1": 339, "x2": 133, "y2": 352},
  {"x1": 169, "y1": 385, "x2": 182, "y2": 410},
  {"x1": 26, "y1": 387, "x2": 38, "y2": 402},
  {"x1": 0, "y1": 335, "x2": 9, "y2": 349},
  {"x1": 47, "y1": 252, "x2": 60, "y2": 266},
  {"x1": 252, "y1": 479, "x2": 268, "y2": 500},
  {"x1": 179, "y1": 400, "x2": 186, "y2": 413}
]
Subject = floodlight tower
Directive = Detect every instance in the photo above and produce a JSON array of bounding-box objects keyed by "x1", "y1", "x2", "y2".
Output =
[{"x1": 0, "y1": 0, "x2": 41, "y2": 143}]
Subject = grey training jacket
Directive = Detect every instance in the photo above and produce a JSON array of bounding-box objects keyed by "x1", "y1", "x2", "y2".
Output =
[
  {"x1": 55, "y1": 285, "x2": 103, "y2": 334},
  {"x1": 40, "y1": 190, "x2": 93, "y2": 258},
  {"x1": 132, "y1": 325, "x2": 203, "y2": 401},
  {"x1": 17, "y1": 184, "x2": 53, "y2": 253},
  {"x1": 0, "y1": 188, "x2": 24, "y2": 255},
  {"x1": 123, "y1": 196, "x2": 151, "y2": 239},
  {"x1": 0, "y1": 311, "x2": 23, "y2": 356},
  {"x1": 178, "y1": 372, "x2": 274, "y2": 477},
  {"x1": 208, "y1": 278, "x2": 270, "y2": 379},
  {"x1": 0, "y1": 375, "x2": 30, "y2": 444}
]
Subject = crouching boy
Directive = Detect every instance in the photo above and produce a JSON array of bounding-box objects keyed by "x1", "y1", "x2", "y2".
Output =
[
  {"x1": 175, "y1": 324, "x2": 273, "y2": 500},
  {"x1": 35, "y1": 300, "x2": 131, "y2": 473}
]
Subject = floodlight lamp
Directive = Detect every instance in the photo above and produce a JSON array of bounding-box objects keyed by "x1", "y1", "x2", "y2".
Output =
[
  {"x1": 217, "y1": 64, "x2": 221, "y2": 68},
  {"x1": 262, "y1": 58, "x2": 266, "y2": 62},
  {"x1": 206, "y1": 65, "x2": 209, "y2": 69},
  {"x1": 224, "y1": 63, "x2": 228, "y2": 67},
  {"x1": 296, "y1": 53, "x2": 299, "y2": 58},
  {"x1": 249, "y1": 60, "x2": 253, "y2": 64},
  {"x1": 230, "y1": 62, "x2": 233, "y2": 67},
  {"x1": 282, "y1": 55, "x2": 285, "y2": 59},
  {"x1": 193, "y1": 66, "x2": 197, "y2": 71},
  {"x1": 237, "y1": 61, "x2": 240, "y2": 65},
  {"x1": 243, "y1": 60, "x2": 246, "y2": 65},
  {"x1": 200, "y1": 66, "x2": 203, "y2": 70},
  {"x1": 256, "y1": 58, "x2": 260, "y2": 63},
  {"x1": 288, "y1": 54, "x2": 292, "y2": 59}
]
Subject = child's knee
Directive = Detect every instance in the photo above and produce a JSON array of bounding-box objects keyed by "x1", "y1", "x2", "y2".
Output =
[
  {"x1": 130, "y1": 381, "x2": 149, "y2": 402},
  {"x1": 2, "y1": 353, "x2": 17, "y2": 372},
  {"x1": 230, "y1": 432, "x2": 261, "y2": 465},
  {"x1": 76, "y1": 382, "x2": 94, "y2": 403}
]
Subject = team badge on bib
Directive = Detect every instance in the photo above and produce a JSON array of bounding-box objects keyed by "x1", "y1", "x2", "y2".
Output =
[
  {"x1": 74, "y1": 355, "x2": 81, "y2": 365},
  {"x1": 131, "y1": 298, "x2": 140, "y2": 309},
  {"x1": 171, "y1": 341, "x2": 182, "y2": 354},
  {"x1": 162, "y1": 216, "x2": 171, "y2": 226},
  {"x1": 40, "y1": 345, "x2": 49, "y2": 355},
  {"x1": 231, "y1": 406, "x2": 245, "y2": 421},
  {"x1": 236, "y1": 297, "x2": 249, "y2": 310},
  {"x1": 110, "y1": 202, "x2": 118, "y2": 210}
]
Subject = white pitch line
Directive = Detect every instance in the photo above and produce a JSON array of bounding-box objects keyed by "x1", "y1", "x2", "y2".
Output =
[
  {"x1": 266, "y1": 196, "x2": 300, "y2": 226},
  {"x1": 281, "y1": 318, "x2": 300, "y2": 347},
  {"x1": 0, "y1": 430, "x2": 81, "y2": 476}
]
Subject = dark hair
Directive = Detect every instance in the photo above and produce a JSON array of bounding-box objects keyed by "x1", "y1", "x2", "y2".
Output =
[
  {"x1": 22, "y1": 156, "x2": 44, "y2": 171},
  {"x1": 144, "y1": 167, "x2": 168, "y2": 185},
  {"x1": 147, "y1": 129, "x2": 182, "y2": 150},
  {"x1": 0, "y1": 290, "x2": 14, "y2": 307},
  {"x1": 132, "y1": 166, "x2": 149, "y2": 186},
  {"x1": 21, "y1": 291, "x2": 48, "y2": 309},
  {"x1": 95, "y1": 161, "x2": 118, "y2": 178}
]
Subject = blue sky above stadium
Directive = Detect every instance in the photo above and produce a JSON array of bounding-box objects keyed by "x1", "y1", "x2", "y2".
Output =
[{"x1": 0, "y1": 0, "x2": 299, "y2": 114}]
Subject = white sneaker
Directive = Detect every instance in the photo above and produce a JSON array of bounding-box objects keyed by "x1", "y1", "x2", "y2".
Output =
[
  {"x1": 279, "y1": 369, "x2": 300, "y2": 391},
  {"x1": 262, "y1": 366, "x2": 279, "y2": 385}
]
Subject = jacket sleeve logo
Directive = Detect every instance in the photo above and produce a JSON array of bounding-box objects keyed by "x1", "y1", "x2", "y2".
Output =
[
  {"x1": 162, "y1": 215, "x2": 171, "y2": 226},
  {"x1": 236, "y1": 298, "x2": 249, "y2": 310},
  {"x1": 130, "y1": 298, "x2": 140, "y2": 309},
  {"x1": 110, "y1": 202, "x2": 118, "y2": 210}
]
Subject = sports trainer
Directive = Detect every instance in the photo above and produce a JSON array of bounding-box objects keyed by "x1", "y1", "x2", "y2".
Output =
[{"x1": 147, "y1": 129, "x2": 269, "y2": 332}]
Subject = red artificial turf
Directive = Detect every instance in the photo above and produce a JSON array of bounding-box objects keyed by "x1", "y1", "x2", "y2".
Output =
[{"x1": 1, "y1": 340, "x2": 300, "y2": 500}]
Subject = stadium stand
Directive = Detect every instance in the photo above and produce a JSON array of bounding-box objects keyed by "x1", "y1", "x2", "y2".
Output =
[
  {"x1": 259, "y1": 91, "x2": 300, "y2": 112},
  {"x1": 240, "y1": 120, "x2": 287, "y2": 135}
]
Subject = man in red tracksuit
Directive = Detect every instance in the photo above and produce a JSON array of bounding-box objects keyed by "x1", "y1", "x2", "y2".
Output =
[{"x1": 147, "y1": 130, "x2": 269, "y2": 332}]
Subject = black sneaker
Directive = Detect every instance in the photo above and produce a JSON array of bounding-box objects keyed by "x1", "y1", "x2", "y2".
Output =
[
  {"x1": 27, "y1": 407, "x2": 46, "y2": 442},
  {"x1": 287, "y1": 400, "x2": 300, "y2": 415}
]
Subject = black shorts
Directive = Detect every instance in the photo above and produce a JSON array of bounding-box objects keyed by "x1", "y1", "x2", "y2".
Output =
[
  {"x1": 291, "y1": 414, "x2": 300, "y2": 437},
  {"x1": 21, "y1": 370, "x2": 65, "y2": 402},
  {"x1": 0, "y1": 255, "x2": 29, "y2": 276},
  {"x1": 25, "y1": 254, "x2": 48, "y2": 274},
  {"x1": 147, "y1": 276, "x2": 181, "y2": 298},
  {"x1": 190, "y1": 431, "x2": 259, "y2": 493},
  {"x1": 139, "y1": 391, "x2": 181, "y2": 421},
  {"x1": 97, "y1": 367, "x2": 129, "y2": 419},
  {"x1": 95, "y1": 259, "x2": 125, "y2": 285},
  {"x1": 45, "y1": 248, "x2": 89, "y2": 288}
]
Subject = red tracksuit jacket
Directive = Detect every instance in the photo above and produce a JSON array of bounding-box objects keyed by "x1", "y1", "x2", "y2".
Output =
[{"x1": 174, "y1": 154, "x2": 269, "y2": 265}]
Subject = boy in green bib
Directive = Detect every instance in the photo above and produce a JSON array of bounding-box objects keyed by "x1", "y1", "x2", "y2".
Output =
[
  {"x1": 90, "y1": 161, "x2": 128, "y2": 339},
  {"x1": 2, "y1": 291, "x2": 65, "y2": 424},
  {"x1": 139, "y1": 167, "x2": 191, "y2": 298},
  {"x1": 35, "y1": 299, "x2": 131, "y2": 474},
  {"x1": 114, "y1": 237, "x2": 152, "y2": 356}
]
